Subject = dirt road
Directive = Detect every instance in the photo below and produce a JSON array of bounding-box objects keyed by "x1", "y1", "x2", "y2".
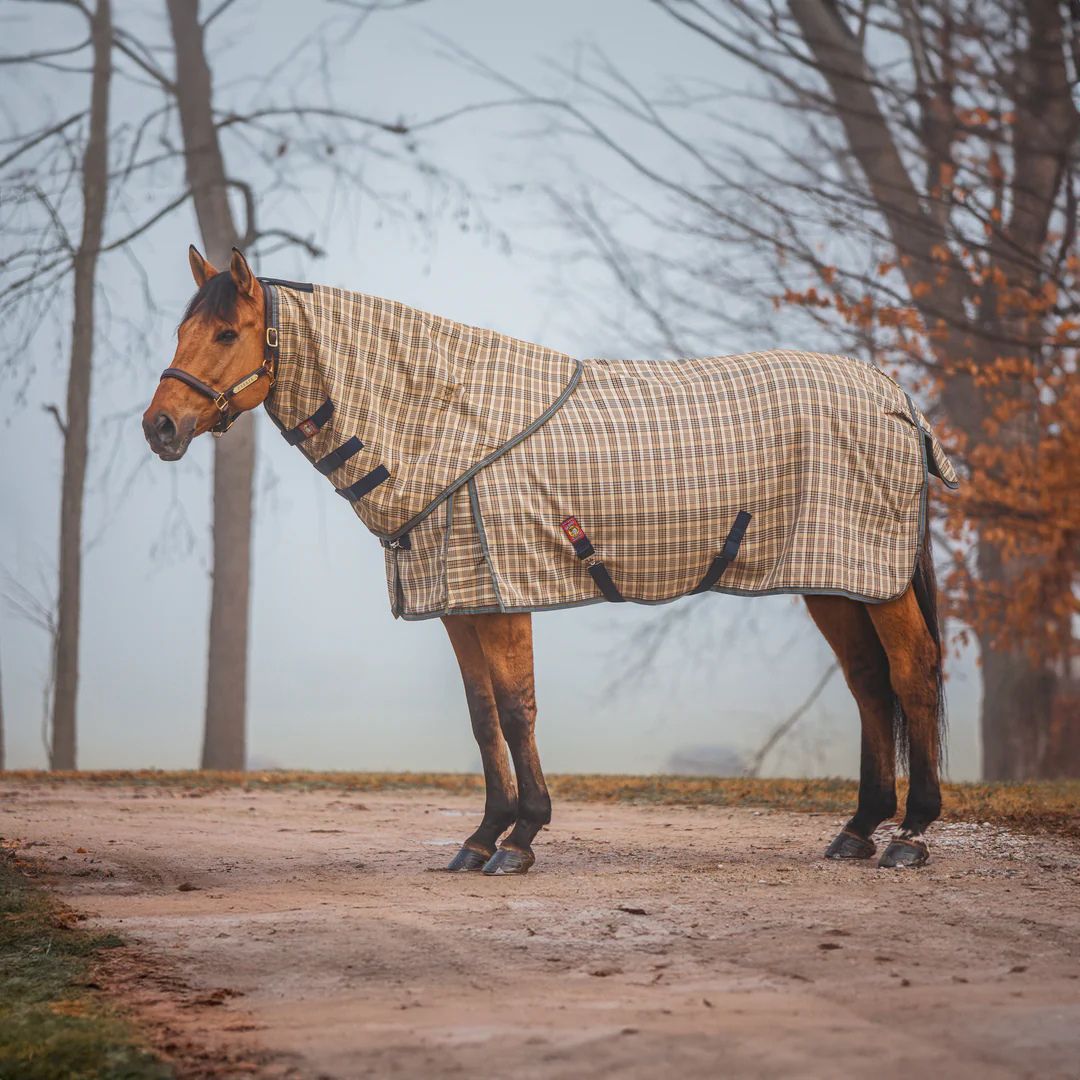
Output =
[{"x1": 3, "y1": 780, "x2": 1079, "y2": 1079}]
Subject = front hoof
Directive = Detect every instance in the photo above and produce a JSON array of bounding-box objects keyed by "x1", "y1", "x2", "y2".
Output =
[
  {"x1": 482, "y1": 846, "x2": 535, "y2": 876},
  {"x1": 446, "y1": 844, "x2": 492, "y2": 872},
  {"x1": 824, "y1": 829, "x2": 877, "y2": 860},
  {"x1": 878, "y1": 837, "x2": 929, "y2": 868}
]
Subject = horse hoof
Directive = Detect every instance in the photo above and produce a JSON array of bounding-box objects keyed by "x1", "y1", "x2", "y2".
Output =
[
  {"x1": 446, "y1": 845, "x2": 491, "y2": 872},
  {"x1": 482, "y1": 846, "x2": 535, "y2": 876},
  {"x1": 824, "y1": 829, "x2": 876, "y2": 860},
  {"x1": 878, "y1": 837, "x2": 929, "y2": 868}
]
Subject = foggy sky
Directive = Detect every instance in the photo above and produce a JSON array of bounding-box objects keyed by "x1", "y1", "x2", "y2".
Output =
[{"x1": 0, "y1": 1, "x2": 981, "y2": 777}]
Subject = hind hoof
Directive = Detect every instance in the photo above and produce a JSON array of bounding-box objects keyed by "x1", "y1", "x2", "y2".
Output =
[
  {"x1": 482, "y1": 846, "x2": 535, "y2": 876},
  {"x1": 878, "y1": 837, "x2": 929, "y2": 868},
  {"x1": 447, "y1": 844, "x2": 492, "y2": 872},
  {"x1": 824, "y1": 829, "x2": 877, "y2": 860}
]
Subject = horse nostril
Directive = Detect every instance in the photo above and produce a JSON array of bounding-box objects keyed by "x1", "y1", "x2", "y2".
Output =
[{"x1": 154, "y1": 412, "x2": 177, "y2": 444}]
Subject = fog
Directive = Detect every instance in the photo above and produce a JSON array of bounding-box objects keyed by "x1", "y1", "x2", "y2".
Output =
[{"x1": 0, "y1": 0, "x2": 981, "y2": 777}]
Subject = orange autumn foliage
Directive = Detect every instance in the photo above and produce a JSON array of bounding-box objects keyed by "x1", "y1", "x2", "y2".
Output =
[{"x1": 779, "y1": 252, "x2": 1078, "y2": 670}]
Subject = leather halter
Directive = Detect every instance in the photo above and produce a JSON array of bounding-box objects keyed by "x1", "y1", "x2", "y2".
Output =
[{"x1": 159, "y1": 280, "x2": 280, "y2": 436}]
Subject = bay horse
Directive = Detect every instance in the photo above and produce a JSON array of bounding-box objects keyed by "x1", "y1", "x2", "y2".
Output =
[{"x1": 143, "y1": 247, "x2": 946, "y2": 874}]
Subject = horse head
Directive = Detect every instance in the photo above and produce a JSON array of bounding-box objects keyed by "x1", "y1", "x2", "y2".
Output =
[{"x1": 143, "y1": 246, "x2": 272, "y2": 460}]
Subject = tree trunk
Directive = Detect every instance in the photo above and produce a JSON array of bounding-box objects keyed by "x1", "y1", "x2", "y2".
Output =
[
  {"x1": 166, "y1": 0, "x2": 254, "y2": 771},
  {"x1": 977, "y1": 533, "x2": 1074, "y2": 778},
  {"x1": 201, "y1": 418, "x2": 255, "y2": 769},
  {"x1": 971, "y1": 0, "x2": 1077, "y2": 779},
  {"x1": 979, "y1": 638, "x2": 1059, "y2": 779},
  {"x1": 50, "y1": 0, "x2": 112, "y2": 771},
  {"x1": 787, "y1": 0, "x2": 1077, "y2": 780},
  {"x1": 0, "y1": 642, "x2": 5, "y2": 771}
]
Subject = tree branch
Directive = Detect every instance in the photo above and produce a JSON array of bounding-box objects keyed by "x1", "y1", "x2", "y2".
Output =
[{"x1": 744, "y1": 661, "x2": 840, "y2": 776}]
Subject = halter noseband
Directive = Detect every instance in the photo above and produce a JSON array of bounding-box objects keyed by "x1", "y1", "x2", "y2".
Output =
[{"x1": 159, "y1": 281, "x2": 280, "y2": 437}]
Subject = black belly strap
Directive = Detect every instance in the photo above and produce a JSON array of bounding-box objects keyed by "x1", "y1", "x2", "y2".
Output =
[
  {"x1": 691, "y1": 510, "x2": 752, "y2": 594},
  {"x1": 561, "y1": 510, "x2": 751, "y2": 603}
]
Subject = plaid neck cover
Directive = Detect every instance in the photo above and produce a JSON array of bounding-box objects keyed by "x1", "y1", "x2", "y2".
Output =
[{"x1": 263, "y1": 282, "x2": 958, "y2": 620}]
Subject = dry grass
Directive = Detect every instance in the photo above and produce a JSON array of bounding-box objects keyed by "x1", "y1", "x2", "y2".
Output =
[
  {"x1": 4, "y1": 770, "x2": 1078, "y2": 839},
  {"x1": 0, "y1": 851, "x2": 169, "y2": 1080}
]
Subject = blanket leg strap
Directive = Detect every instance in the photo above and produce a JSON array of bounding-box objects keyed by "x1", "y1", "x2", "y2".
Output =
[{"x1": 691, "y1": 510, "x2": 752, "y2": 594}]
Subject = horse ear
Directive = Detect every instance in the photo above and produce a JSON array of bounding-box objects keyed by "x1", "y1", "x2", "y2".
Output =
[
  {"x1": 188, "y1": 244, "x2": 216, "y2": 288},
  {"x1": 230, "y1": 247, "x2": 256, "y2": 297}
]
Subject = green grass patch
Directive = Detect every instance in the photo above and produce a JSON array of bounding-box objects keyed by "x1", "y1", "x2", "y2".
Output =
[
  {"x1": 6, "y1": 769, "x2": 1079, "y2": 838},
  {"x1": 0, "y1": 853, "x2": 171, "y2": 1080}
]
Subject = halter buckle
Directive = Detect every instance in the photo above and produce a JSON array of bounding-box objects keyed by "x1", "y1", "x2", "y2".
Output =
[
  {"x1": 211, "y1": 410, "x2": 239, "y2": 437},
  {"x1": 266, "y1": 326, "x2": 279, "y2": 348}
]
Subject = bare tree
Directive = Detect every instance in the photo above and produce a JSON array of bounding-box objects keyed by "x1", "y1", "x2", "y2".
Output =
[
  {"x1": 468, "y1": 0, "x2": 1079, "y2": 778},
  {"x1": 163, "y1": 0, "x2": 254, "y2": 770},
  {"x1": 0, "y1": 640, "x2": 5, "y2": 772},
  {"x1": 2, "y1": 0, "x2": 497, "y2": 772},
  {"x1": 51, "y1": 0, "x2": 112, "y2": 770},
  {"x1": 158, "y1": 0, "x2": 506, "y2": 769}
]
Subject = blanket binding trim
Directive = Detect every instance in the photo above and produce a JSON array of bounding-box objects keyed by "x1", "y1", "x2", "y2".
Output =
[{"x1": 379, "y1": 359, "x2": 584, "y2": 546}]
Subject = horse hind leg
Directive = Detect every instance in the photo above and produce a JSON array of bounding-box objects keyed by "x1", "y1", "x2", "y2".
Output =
[
  {"x1": 867, "y1": 585, "x2": 943, "y2": 869},
  {"x1": 805, "y1": 595, "x2": 897, "y2": 860}
]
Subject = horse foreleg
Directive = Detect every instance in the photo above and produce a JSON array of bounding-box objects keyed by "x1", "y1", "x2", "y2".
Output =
[
  {"x1": 805, "y1": 595, "x2": 897, "y2": 860},
  {"x1": 471, "y1": 612, "x2": 549, "y2": 875},
  {"x1": 442, "y1": 615, "x2": 518, "y2": 871},
  {"x1": 867, "y1": 586, "x2": 943, "y2": 868}
]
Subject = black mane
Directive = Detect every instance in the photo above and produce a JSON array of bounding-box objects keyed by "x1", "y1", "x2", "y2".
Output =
[{"x1": 181, "y1": 271, "x2": 238, "y2": 325}]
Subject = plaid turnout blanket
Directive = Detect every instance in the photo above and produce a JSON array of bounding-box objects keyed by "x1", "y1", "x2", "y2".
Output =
[{"x1": 262, "y1": 281, "x2": 958, "y2": 620}]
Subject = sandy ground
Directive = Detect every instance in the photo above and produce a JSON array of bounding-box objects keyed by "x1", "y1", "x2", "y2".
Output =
[{"x1": 3, "y1": 781, "x2": 1080, "y2": 1080}]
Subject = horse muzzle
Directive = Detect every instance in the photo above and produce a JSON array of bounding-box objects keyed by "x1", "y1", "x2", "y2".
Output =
[{"x1": 143, "y1": 409, "x2": 196, "y2": 461}]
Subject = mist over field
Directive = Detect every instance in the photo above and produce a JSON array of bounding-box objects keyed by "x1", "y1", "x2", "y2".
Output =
[{"x1": 0, "y1": 0, "x2": 1027, "y2": 782}]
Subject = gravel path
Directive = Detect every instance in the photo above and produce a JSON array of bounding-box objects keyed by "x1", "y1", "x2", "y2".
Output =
[{"x1": 3, "y1": 780, "x2": 1079, "y2": 1079}]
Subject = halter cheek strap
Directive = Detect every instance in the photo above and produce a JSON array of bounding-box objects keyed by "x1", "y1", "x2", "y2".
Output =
[{"x1": 158, "y1": 282, "x2": 280, "y2": 436}]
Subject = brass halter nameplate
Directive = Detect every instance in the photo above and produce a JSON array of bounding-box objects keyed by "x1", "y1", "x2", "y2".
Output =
[{"x1": 231, "y1": 372, "x2": 260, "y2": 395}]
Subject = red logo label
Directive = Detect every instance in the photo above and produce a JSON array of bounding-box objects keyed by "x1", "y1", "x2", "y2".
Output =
[
  {"x1": 298, "y1": 419, "x2": 319, "y2": 438},
  {"x1": 560, "y1": 516, "x2": 584, "y2": 542}
]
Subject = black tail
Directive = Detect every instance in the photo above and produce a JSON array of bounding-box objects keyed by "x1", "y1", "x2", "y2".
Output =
[{"x1": 891, "y1": 525, "x2": 948, "y2": 772}]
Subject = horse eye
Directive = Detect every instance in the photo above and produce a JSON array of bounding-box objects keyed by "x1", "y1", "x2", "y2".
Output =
[{"x1": 216, "y1": 329, "x2": 238, "y2": 344}]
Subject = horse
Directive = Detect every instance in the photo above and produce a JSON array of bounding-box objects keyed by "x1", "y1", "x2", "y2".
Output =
[{"x1": 143, "y1": 246, "x2": 951, "y2": 875}]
